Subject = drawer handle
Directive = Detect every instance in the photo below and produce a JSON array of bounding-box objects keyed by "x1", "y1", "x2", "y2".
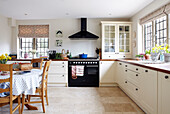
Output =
[
  {"x1": 136, "y1": 74, "x2": 138, "y2": 76},
  {"x1": 145, "y1": 70, "x2": 148, "y2": 72},
  {"x1": 123, "y1": 56, "x2": 125, "y2": 57},
  {"x1": 136, "y1": 68, "x2": 138, "y2": 71},
  {"x1": 165, "y1": 76, "x2": 169, "y2": 79},
  {"x1": 109, "y1": 56, "x2": 111, "y2": 58},
  {"x1": 62, "y1": 66, "x2": 64, "y2": 68},
  {"x1": 62, "y1": 62, "x2": 64, "y2": 64},
  {"x1": 125, "y1": 81, "x2": 127, "y2": 83},
  {"x1": 62, "y1": 75, "x2": 64, "y2": 77},
  {"x1": 125, "y1": 70, "x2": 127, "y2": 72},
  {"x1": 136, "y1": 88, "x2": 138, "y2": 91},
  {"x1": 125, "y1": 65, "x2": 127, "y2": 67},
  {"x1": 119, "y1": 63, "x2": 122, "y2": 65}
]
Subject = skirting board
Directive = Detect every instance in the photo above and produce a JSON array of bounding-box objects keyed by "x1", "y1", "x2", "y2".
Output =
[{"x1": 100, "y1": 83, "x2": 118, "y2": 87}]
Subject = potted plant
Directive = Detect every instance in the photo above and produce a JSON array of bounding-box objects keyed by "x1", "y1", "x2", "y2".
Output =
[
  {"x1": 135, "y1": 54, "x2": 144, "y2": 61},
  {"x1": 164, "y1": 45, "x2": 170, "y2": 62},
  {"x1": 144, "y1": 50, "x2": 151, "y2": 60}
]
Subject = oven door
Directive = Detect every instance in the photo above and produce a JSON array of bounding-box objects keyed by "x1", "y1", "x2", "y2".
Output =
[{"x1": 68, "y1": 64, "x2": 99, "y2": 87}]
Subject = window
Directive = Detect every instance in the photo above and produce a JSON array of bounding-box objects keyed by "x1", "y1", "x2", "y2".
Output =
[
  {"x1": 18, "y1": 25, "x2": 49, "y2": 58},
  {"x1": 144, "y1": 22, "x2": 152, "y2": 50},
  {"x1": 143, "y1": 16, "x2": 167, "y2": 51},
  {"x1": 155, "y1": 16, "x2": 167, "y2": 45},
  {"x1": 20, "y1": 38, "x2": 49, "y2": 58}
]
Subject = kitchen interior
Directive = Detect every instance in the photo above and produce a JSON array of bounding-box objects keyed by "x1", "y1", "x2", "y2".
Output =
[{"x1": 0, "y1": 0, "x2": 170, "y2": 114}]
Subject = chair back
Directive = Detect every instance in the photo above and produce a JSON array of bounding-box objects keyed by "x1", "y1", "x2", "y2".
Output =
[
  {"x1": 0, "y1": 64, "x2": 13, "y2": 103},
  {"x1": 31, "y1": 58, "x2": 43, "y2": 70},
  {"x1": 41, "y1": 60, "x2": 51, "y2": 89}
]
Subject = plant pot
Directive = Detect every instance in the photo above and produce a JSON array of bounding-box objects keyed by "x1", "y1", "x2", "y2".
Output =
[
  {"x1": 164, "y1": 53, "x2": 170, "y2": 62},
  {"x1": 151, "y1": 53, "x2": 159, "y2": 62},
  {"x1": 144, "y1": 54, "x2": 150, "y2": 60}
]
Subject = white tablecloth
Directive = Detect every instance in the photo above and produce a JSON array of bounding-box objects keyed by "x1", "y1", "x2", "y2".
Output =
[{"x1": 0, "y1": 69, "x2": 43, "y2": 96}]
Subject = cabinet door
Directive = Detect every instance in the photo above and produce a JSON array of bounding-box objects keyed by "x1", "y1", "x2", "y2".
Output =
[
  {"x1": 102, "y1": 24, "x2": 116, "y2": 54},
  {"x1": 158, "y1": 72, "x2": 170, "y2": 114},
  {"x1": 100, "y1": 61, "x2": 115, "y2": 83},
  {"x1": 117, "y1": 62, "x2": 126, "y2": 88},
  {"x1": 140, "y1": 68, "x2": 157, "y2": 114},
  {"x1": 118, "y1": 24, "x2": 131, "y2": 54}
]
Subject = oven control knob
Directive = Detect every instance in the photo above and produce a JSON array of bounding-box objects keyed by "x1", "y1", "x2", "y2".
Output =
[
  {"x1": 88, "y1": 62, "x2": 90, "y2": 64},
  {"x1": 73, "y1": 62, "x2": 75, "y2": 64},
  {"x1": 95, "y1": 62, "x2": 97, "y2": 64},
  {"x1": 78, "y1": 62, "x2": 80, "y2": 64},
  {"x1": 86, "y1": 62, "x2": 87, "y2": 64},
  {"x1": 83, "y1": 62, "x2": 85, "y2": 64},
  {"x1": 80, "y1": 62, "x2": 82, "y2": 64},
  {"x1": 76, "y1": 62, "x2": 77, "y2": 64}
]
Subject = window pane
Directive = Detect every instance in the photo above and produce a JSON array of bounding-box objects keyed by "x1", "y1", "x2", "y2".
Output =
[
  {"x1": 20, "y1": 38, "x2": 33, "y2": 58},
  {"x1": 155, "y1": 16, "x2": 167, "y2": 46},
  {"x1": 36, "y1": 38, "x2": 49, "y2": 57},
  {"x1": 144, "y1": 22, "x2": 152, "y2": 51}
]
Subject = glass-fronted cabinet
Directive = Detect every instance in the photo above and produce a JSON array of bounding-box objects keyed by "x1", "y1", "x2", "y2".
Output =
[
  {"x1": 103, "y1": 24, "x2": 116, "y2": 53},
  {"x1": 118, "y1": 25, "x2": 130, "y2": 53},
  {"x1": 101, "y1": 22, "x2": 131, "y2": 59}
]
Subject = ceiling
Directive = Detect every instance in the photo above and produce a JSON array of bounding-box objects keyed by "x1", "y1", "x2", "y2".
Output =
[{"x1": 0, "y1": 0, "x2": 154, "y2": 20}]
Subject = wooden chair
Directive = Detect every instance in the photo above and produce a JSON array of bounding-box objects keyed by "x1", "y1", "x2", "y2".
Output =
[
  {"x1": 31, "y1": 58, "x2": 43, "y2": 70},
  {"x1": 21, "y1": 60, "x2": 51, "y2": 113},
  {"x1": 0, "y1": 64, "x2": 21, "y2": 114}
]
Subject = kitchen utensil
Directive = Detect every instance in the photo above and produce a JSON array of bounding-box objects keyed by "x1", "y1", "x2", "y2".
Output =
[{"x1": 79, "y1": 53, "x2": 88, "y2": 58}]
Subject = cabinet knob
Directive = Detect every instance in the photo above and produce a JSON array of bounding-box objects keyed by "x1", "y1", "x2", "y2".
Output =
[
  {"x1": 136, "y1": 74, "x2": 138, "y2": 76},
  {"x1": 165, "y1": 76, "x2": 169, "y2": 79},
  {"x1": 125, "y1": 65, "x2": 127, "y2": 67},
  {"x1": 123, "y1": 56, "x2": 125, "y2": 57},
  {"x1": 145, "y1": 70, "x2": 148, "y2": 72},
  {"x1": 109, "y1": 56, "x2": 110, "y2": 58},
  {"x1": 125, "y1": 70, "x2": 127, "y2": 72},
  {"x1": 136, "y1": 68, "x2": 138, "y2": 71},
  {"x1": 62, "y1": 66, "x2": 64, "y2": 68},
  {"x1": 62, "y1": 62, "x2": 64, "y2": 64},
  {"x1": 125, "y1": 81, "x2": 127, "y2": 83},
  {"x1": 62, "y1": 75, "x2": 64, "y2": 77},
  {"x1": 136, "y1": 88, "x2": 138, "y2": 91},
  {"x1": 119, "y1": 63, "x2": 122, "y2": 65}
]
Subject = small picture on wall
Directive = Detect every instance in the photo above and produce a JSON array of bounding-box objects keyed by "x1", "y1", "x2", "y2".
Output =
[
  {"x1": 56, "y1": 40, "x2": 62, "y2": 47},
  {"x1": 56, "y1": 30, "x2": 63, "y2": 38}
]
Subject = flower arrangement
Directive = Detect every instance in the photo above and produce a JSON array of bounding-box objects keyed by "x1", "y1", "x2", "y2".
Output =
[{"x1": 0, "y1": 54, "x2": 12, "y2": 64}]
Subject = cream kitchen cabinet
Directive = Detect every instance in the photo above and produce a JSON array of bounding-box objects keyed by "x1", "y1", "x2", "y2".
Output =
[
  {"x1": 48, "y1": 61, "x2": 68, "y2": 86},
  {"x1": 139, "y1": 68, "x2": 157, "y2": 114},
  {"x1": 118, "y1": 62, "x2": 158, "y2": 114},
  {"x1": 100, "y1": 61, "x2": 116, "y2": 86},
  {"x1": 101, "y1": 21, "x2": 132, "y2": 59},
  {"x1": 158, "y1": 72, "x2": 170, "y2": 114}
]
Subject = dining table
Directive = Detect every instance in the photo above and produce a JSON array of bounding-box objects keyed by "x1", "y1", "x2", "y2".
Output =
[{"x1": 0, "y1": 69, "x2": 43, "y2": 110}]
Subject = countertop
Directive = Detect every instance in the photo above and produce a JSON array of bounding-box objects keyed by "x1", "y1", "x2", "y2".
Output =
[{"x1": 117, "y1": 59, "x2": 170, "y2": 74}]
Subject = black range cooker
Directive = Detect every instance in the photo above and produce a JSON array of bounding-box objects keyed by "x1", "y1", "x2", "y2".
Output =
[{"x1": 68, "y1": 57, "x2": 99, "y2": 87}]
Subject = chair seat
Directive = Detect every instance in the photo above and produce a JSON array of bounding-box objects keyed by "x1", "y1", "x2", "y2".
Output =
[{"x1": 0, "y1": 95, "x2": 18, "y2": 103}]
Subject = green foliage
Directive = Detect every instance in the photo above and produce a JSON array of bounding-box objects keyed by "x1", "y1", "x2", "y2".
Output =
[{"x1": 145, "y1": 50, "x2": 151, "y2": 54}]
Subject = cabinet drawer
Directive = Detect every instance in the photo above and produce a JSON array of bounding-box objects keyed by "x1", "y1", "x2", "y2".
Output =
[
  {"x1": 48, "y1": 74, "x2": 67, "y2": 83},
  {"x1": 127, "y1": 81, "x2": 140, "y2": 101},
  {"x1": 125, "y1": 69, "x2": 140, "y2": 86},
  {"x1": 102, "y1": 54, "x2": 118, "y2": 59},
  {"x1": 124, "y1": 63, "x2": 142, "y2": 73},
  {"x1": 50, "y1": 61, "x2": 67, "y2": 66},
  {"x1": 49, "y1": 65, "x2": 67, "y2": 73}
]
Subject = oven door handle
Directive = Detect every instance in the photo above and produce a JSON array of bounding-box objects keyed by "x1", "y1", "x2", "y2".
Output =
[{"x1": 86, "y1": 65, "x2": 98, "y2": 68}]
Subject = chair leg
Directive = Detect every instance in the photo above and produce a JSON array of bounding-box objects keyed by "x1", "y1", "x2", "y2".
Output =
[
  {"x1": 41, "y1": 91, "x2": 45, "y2": 113},
  {"x1": 21, "y1": 94, "x2": 25, "y2": 113},
  {"x1": 28, "y1": 95, "x2": 31, "y2": 102},
  {"x1": 10, "y1": 100, "x2": 13, "y2": 114},
  {"x1": 45, "y1": 89, "x2": 49, "y2": 105},
  {"x1": 18, "y1": 95, "x2": 21, "y2": 114}
]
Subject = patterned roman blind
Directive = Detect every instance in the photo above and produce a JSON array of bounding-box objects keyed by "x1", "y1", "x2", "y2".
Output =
[
  {"x1": 140, "y1": 2, "x2": 170, "y2": 25},
  {"x1": 18, "y1": 25, "x2": 49, "y2": 38}
]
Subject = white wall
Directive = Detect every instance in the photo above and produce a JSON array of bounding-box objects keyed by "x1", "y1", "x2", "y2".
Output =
[
  {"x1": 0, "y1": 15, "x2": 12, "y2": 55},
  {"x1": 14, "y1": 18, "x2": 130, "y2": 57},
  {"x1": 131, "y1": 0, "x2": 170, "y2": 58}
]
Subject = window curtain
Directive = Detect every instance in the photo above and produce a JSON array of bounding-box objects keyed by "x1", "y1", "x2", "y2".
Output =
[
  {"x1": 140, "y1": 2, "x2": 170, "y2": 25},
  {"x1": 18, "y1": 25, "x2": 49, "y2": 38}
]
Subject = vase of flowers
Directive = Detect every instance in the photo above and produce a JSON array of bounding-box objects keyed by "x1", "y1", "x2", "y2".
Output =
[
  {"x1": 151, "y1": 45, "x2": 160, "y2": 62},
  {"x1": 0, "y1": 54, "x2": 12, "y2": 64},
  {"x1": 0, "y1": 54, "x2": 12, "y2": 75}
]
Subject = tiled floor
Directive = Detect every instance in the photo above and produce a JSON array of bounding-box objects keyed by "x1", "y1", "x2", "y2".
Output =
[{"x1": 0, "y1": 87, "x2": 145, "y2": 114}]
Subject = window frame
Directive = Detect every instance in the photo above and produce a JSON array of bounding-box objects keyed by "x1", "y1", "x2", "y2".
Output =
[
  {"x1": 143, "y1": 15, "x2": 169, "y2": 52},
  {"x1": 19, "y1": 37, "x2": 49, "y2": 59}
]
